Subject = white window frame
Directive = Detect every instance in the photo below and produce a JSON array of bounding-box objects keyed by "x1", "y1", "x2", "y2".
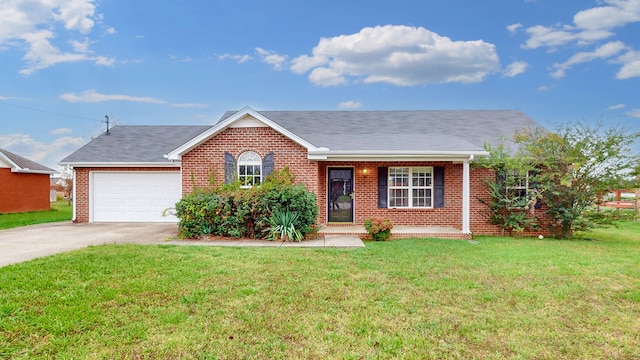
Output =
[
  {"x1": 238, "y1": 151, "x2": 262, "y2": 188},
  {"x1": 505, "y1": 170, "x2": 529, "y2": 204},
  {"x1": 388, "y1": 166, "x2": 433, "y2": 208}
]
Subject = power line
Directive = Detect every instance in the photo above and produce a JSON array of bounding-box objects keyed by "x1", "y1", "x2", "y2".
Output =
[{"x1": 0, "y1": 100, "x2": 97, "y2": 122}]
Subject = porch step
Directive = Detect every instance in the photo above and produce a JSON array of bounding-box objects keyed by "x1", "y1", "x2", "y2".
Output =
[{"x1": 318, "y1": 225, "x2": 472, "y2": 240}]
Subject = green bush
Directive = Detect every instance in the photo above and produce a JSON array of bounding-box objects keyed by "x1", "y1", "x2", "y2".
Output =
[
  {"x1": 265, "y1": 210, "x2": 304, "y2": 242},
  {"x1": 175, "y1": 167, "x2": 318, "y2": 239},
  {"x1": 364, "y1": 217, "x2": 393, "y2": 241}
]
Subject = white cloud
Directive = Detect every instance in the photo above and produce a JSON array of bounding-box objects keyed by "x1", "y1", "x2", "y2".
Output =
[
  {"x1": 70, "y1": 37, "x2": 91, "y2": 53},
  {"x1": 255, "y1": 48, "x2": 288, "y2": 70},
  {"x1": 0, "y1": 0, "x2": 114, "y2": 75},
  {"x1": 616, "y1": 49, "x2": 640, "y2": 79},
  {"x1": 522, "y1": 0, "x2": 640, "y2": 49},
  {"x1": 50, "y1": 128, "x2": 73, "y2": 135},
  {"x1": 507, "y1": 23, "x2": 523, "y2": 34},
  {"x1": 504, "y1": 61, "x2": 529, "y2": 77},
  {"x1": 290, "y1": 25, "x2": 500, "y2": 87},
  {"x1": 551, "y1": 41, "x2": 627, "y2": 78},
  {"x1": 573, "y1": 0, "x2": 640, "y2": 31},
  {"x1": 537, "y1": 85, "x2": 550, "y2": 92},
  {"x1": 0, "y1": 133, "x2": 85, "y2": 169},
  {"x1": 606, "y1": 103, "x2": 626, "y2": 110},
  {"x1": 105, "y1": 27, "x2": 116, "y2": 35},
  {"x1": 626, "y1": 108, "x2": 640, "y2": 118},
  {"x1": 59, "y1": 89, "x2": 166, "y2": 104},
  {"x1": 338, "y1": 101, "x2": 363, "y2": 109},
  {"x1": 218, "y1": 53, "x2": 252, "y2": 63}
]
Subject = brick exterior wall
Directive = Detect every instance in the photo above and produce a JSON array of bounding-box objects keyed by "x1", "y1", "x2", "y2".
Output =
[
  {"x1": 178, "y1": 127, "x2": 541, "y2": 234},
  {"x1": 319, "y1": 161, "x2": 505, "y2": 233},
  {"x1": 181, "y1": 127, "x2": 319, "y2": 195},
  {"x1": 73, "y1": 167, "x2": 179, "y2": 223},
  {"x1": 71, "y1": 126, "x2": 550, "y2": 236},
  {"x1": 0, "y1": 168, "x2": 51, "y2": 213},
  {"x1": 470, "y1": 166, "x2": 551, "y2": 236}
]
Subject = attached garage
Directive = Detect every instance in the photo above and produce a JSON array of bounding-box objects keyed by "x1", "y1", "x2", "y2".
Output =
[{"x1": 90, "y1": 172, "x2": 181, "y2": 222}]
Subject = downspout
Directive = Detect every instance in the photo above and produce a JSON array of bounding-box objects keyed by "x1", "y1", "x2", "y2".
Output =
[
  {"x1": 462, "y1": 155, "x2": 472, "y2": 235},
  {"x1": 72, "y1": 167, "x2": 77, "y2": 222}
]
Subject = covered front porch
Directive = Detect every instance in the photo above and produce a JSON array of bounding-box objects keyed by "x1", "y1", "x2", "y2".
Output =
[{"x1": 318, "y1": 225, "x2": 472, "y2": 240}]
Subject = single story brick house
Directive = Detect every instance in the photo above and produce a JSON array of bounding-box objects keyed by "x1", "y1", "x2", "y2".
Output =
[
  {"x1": 0, "y1": 148, "x2": 55, "y2": 213},
  {"x1": 60, "y1": 107, "x2": 543, "y2": 236}
]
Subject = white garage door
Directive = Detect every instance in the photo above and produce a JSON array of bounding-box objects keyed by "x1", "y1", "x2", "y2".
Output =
[{"x1": 91, "y1": 172, "x2": 181, "y2": 222}]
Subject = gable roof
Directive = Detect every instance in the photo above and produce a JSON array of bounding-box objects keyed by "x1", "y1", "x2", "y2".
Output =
[
  {"x1": 59, "y1": 125, "x2": 210, "y2": 166},
  {"x1": 231, "y1": 109, "x2": 538, "y2": 155},
  {"x1": 169, "y1": 107, "x2": 540, "y2": 161},
  {"x1": 0, "y1": 148, "x2": 55, "y2": 174},
  {"x1": 62, "y1": 108, "x2": 544, "y2": 166}
]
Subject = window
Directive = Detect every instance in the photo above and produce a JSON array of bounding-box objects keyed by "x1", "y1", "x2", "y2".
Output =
[
  {"x1": 505, "y1": 170, "x2": 528, "y2": 201},
  {"x1": 502, "y1": 169, "x2": 539, "y2": 209},
  {"x1": 388, "y1": 167, "x2": 432, "y2": 208},
  {"x1": 238, "y1": 151, "x2": 262, "y2": 188}
]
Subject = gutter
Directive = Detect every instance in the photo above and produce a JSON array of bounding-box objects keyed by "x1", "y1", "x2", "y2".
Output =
[
  {"x1": 307, "y1": 150, "x2": 489, "y2": 161},
  {"x1": 57, "y1": 162, "x2": 180, "y2": 168},
  {"x1": 11, "y1": 168, "x2": 56, "y2": 175}
]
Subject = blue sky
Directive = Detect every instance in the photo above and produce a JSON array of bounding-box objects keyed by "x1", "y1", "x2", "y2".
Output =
[{"x1": 1, "y1": 0, "x2": 639, "y2": 169}]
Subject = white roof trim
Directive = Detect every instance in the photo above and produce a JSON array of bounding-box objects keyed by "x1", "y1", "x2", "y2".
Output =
[
  {"x1": 166, "y1": 106, "x2": 320, "y2": 161},
  {"x1": 0, "y1": 151, "x2": 20, "y2": 169},
  {"x1": 307, "y1": 150, "x2": 489, "y2": 161},
  {"x1": 12, "y1": 168, "x2": 56, "y2": 174},
  {"x1": 0, "y1": 151, "x2": 55, "y2": 174}
]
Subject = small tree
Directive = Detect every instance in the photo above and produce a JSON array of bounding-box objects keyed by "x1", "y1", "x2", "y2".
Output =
[
  {"x1": 477, "y1": 143, "x2": 540, "y2": 235},
  {"x1": 483, "y1": 122, "x2": 639, "y2": 238},
  {"x1": 59, "y1": 165, "x2": 74, "y2": 205}
]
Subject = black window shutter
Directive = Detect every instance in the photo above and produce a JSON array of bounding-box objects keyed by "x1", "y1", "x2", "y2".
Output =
[
  {"x1": 224, "y1": 152, "x2": 236, "y2": 184},
  {"x1": 262, "y1": 152, "x2": 274, "y2": 179},
  {"x1": 377, "y1": 167, "x2": 388, "y2": 208},
  {"x1": 434, "y1": 166, "x2": 445, "y2": 208}
]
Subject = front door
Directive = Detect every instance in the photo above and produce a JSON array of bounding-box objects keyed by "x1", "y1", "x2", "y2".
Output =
[{"x1": 328, "y1": 167, "x2": 354, "y2": 223}]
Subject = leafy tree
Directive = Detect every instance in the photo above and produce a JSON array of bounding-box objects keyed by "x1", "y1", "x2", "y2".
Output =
[
  {"x1": 476, "y1": 143, "x2": 540, "y2": 235},
  {"x1": 481, "y1": 122, "x2": 639, "y2": 239}
]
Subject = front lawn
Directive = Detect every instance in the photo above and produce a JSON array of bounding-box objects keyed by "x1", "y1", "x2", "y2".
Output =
[
  {"x1": 0, "y1": 200, "x2": 72, "y2": 230},
  {"x1": 1, "y1": 222, "x2": 638, "y2": 358}
]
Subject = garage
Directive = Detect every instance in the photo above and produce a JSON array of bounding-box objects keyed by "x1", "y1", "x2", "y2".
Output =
[{"x1": 90, "y1": 172, "x2": 181, "y2": 222}]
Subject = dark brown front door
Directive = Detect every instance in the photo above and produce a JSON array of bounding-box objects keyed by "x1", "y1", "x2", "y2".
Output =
[{"x1": 328, "y1": 167, "x2": 354, "y2": 223}]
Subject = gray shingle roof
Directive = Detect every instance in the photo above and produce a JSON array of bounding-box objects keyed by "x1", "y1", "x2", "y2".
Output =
[
  {"x1": 221, "y1": 110, "x2": 541, "y2": 152},
  {"x1": 60, "y1": 125, "x2": 210, "y2": 165},
  {"x1": 62, "y1": 110, "x2": 543, "y2": 165},
  {"x1": 0, "y1": 148, "x2": 55, "y2": 173}
]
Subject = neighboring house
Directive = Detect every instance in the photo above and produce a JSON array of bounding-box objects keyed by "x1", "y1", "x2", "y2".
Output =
[
  {"x1": 60, "y1": 107, "x2": 544, "y2": 236},
  {"x1": 0, "y1": 148, "x2": 55, "y2": 213}
]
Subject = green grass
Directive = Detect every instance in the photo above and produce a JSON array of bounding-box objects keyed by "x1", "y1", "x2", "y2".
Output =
[
  {"x1": 0, "y1": 200, "x2": 72, "y2": 230},
  {"x1": 1, "y1": 223, "x2": 639, "y2": 359}
]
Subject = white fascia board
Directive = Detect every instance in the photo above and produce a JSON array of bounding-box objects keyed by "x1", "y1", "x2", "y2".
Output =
[
  {"x1": 308, "y1": 150, "x2": 489, "y2": 162},
  {"x1": 0, "y1": 153, "x2": 20, "y2": 169},
  {"x1": 165, "y1": 106, "x2": 319, "y2": 160},
  {"x1": 57, "y1": 162, "x2": 180, "y2": 168},
  {"x1": 11, "y1": 168, "x2": 56, "y2": 175}
]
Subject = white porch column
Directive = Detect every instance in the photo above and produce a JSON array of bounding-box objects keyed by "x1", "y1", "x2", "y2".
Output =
[{"x1": 462, "y1": 159, "x2": 471, "y2": 234}]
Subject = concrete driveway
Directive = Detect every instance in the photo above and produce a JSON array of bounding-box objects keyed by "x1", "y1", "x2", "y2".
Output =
[
  {"x1": 0, "y1": 222, "x2": 178, "y2": 268},
  {"x1": 0, "y1": 222, "x2": 365, "y2": 268}
]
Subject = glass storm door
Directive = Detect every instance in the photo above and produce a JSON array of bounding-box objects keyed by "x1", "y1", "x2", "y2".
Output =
[{"x1": 328, "y1": 168, "x2": 354, "y2": 223}]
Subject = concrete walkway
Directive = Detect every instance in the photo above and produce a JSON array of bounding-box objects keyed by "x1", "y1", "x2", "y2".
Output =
[
  {"x1": 0, "y1": 222, "x2": 365, "y2": 268},
  {"x1": 168, "y1": 234, "x2": 365, "y2": 248}
]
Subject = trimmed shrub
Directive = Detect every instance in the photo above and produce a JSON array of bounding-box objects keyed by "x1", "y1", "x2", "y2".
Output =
[
  {"x1": 175, "y1": 167, "x2": 318, "y2": 239},
  {"x1": 364, "y1": 217, "x2": 393, "y2": 241}
]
